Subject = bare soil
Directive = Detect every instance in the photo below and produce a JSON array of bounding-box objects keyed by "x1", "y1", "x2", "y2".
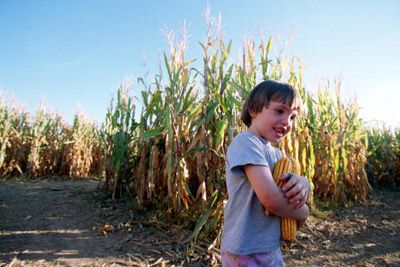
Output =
[{"x1": 0, "y1": 178, "x2": 399, "y2": 267}]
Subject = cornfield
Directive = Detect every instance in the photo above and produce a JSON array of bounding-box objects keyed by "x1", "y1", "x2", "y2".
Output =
[
  {"x1": 0, "y1": 16, "x2": 398, "y2": 242},
  {"x1": 366, "y1": 126, "x2": 400, "y2": 188}
]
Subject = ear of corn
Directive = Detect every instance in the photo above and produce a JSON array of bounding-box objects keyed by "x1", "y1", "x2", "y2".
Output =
[{"x1": 266, "y1": 156, "x2": 301, "y2": 241}]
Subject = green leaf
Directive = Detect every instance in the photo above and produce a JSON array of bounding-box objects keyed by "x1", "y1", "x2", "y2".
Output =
[
  {"x1": 143, "y1": 126, "x2": 166, "y2": 139},
  {"x1": 213, "y1": 120, "x2": 228, "y2": 150},
  {"x1": 194, "y1": 102, "x2": 219, "y2": 131},
  {"x1": 182, "y1": 190, "x2": 220, "y2": 243}
]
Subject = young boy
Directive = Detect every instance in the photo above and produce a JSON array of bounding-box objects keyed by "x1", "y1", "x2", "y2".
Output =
[{"x1": 221, "y1": 80, "x2": 310, "y2": 266}]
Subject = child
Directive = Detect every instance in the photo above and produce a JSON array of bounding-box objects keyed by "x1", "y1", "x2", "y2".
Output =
[{"x1": 221, "y1": 80, "x2": 310, "y2": 266}]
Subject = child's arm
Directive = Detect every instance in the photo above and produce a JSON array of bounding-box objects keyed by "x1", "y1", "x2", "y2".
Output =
[{"x1": 244, "y1": 164, "x2": 309, "y2": 221}]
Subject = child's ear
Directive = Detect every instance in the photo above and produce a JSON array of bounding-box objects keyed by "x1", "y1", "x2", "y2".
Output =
[{"x1": 249, "y1": 109, "x2": 257, "y2": 118}]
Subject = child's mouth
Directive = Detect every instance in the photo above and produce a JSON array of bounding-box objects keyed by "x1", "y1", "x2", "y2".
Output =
[{"x1": 274, "y1": 127, "x2": 286, "y2": 137}]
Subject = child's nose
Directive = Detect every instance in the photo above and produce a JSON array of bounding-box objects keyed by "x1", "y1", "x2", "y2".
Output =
[{"x1": 282, "y1": 115, "x2": 291, "y2": 126}]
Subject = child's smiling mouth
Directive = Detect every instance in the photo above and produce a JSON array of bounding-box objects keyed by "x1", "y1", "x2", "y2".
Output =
[{"x1": 274, "y1": 127, "x2": 286, "y2": 137}]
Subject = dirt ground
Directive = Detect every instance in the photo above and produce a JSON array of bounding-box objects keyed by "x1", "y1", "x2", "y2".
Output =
[{"x1": 0, "y1": 178, "x2": 399, "y2": 267}]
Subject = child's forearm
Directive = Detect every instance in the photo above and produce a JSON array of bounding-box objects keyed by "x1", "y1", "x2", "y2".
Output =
[
  {"x1": 269, "y1": 202, "x2": 309, "y2": 221},
  {"x1": 244, "y1": 164, "x2": 309, "y2": 221}
]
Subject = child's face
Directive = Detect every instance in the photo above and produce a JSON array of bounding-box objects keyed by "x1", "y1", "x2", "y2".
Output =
[{"x1": 249, "y1": 101, "x2": 298, "y2": 143}]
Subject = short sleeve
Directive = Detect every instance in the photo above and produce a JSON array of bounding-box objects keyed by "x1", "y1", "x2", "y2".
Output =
[{"x1": 227, "y1": 132, "x2": 270, "y2": 175}]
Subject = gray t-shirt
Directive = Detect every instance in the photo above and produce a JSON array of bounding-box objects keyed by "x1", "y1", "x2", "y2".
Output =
[{"x1": 221, "y1": 130, "x2": 284, "y2": 255}]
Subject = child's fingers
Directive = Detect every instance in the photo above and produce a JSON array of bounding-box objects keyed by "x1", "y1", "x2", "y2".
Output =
[
  {"x1": 286, "y1": 186, "x2": 307, "y2": 204},
  {"x1": 279, "y1": 173, "x2": 295, "y2": 191},
  {"x1": 295, "y1": 197, "x2": 307, "y2": 209},
  {"x1": 290, "y1": 189, "x2": 307, "y2": 208},
  {"x1": 283, "y1": 180, "x2": 302, "y2": 198}
]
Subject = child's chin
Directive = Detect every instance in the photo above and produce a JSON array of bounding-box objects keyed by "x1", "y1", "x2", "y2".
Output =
[
  {"x1": 266, "y1": 133, "x2": 285, "y2": 143},
  {"x1": 274, "y1": 135, "x2": 286, "y2": 143}
]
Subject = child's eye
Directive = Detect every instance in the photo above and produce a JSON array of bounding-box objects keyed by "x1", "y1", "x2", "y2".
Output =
[{"x1": 275, "y1": 109, "x2": 284, "y2": 114}]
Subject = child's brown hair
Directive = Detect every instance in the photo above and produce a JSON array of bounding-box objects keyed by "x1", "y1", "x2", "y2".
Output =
[{"x1": 241, "y1": 80, "x2": 302, "y2": 127}]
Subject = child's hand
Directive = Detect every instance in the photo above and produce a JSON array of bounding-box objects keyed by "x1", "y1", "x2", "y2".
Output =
[{"x1": 279, "y1": 174, "x2": 309, "y2": 209}]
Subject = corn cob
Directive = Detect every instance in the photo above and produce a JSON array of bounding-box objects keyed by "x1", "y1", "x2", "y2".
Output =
[{"x1": 269, "y1": 157, "x2": 301, "y2": 241}]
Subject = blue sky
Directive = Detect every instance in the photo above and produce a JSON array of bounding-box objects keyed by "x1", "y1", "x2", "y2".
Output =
[{"x1": 1, "y1": 0, "x2": 399, "y2": 128}]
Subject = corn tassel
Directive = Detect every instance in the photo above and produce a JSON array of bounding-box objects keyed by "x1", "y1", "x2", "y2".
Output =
[{"x1": 267, "y1": 157, "x2": 301, "y2": 241}]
